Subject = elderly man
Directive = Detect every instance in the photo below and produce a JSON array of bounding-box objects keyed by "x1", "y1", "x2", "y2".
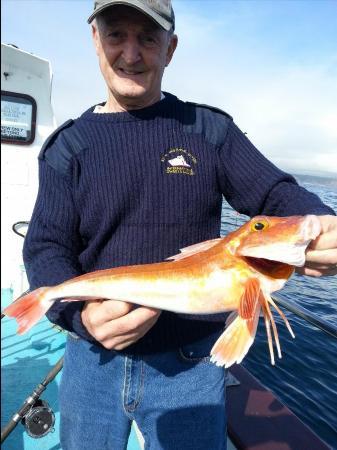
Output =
[{"x1": 23, "y1": 1, "x2": 337, "y2": 449}]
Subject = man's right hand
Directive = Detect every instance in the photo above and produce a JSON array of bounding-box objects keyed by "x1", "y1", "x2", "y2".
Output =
[{"x1": 81, "y1": 299, "x2": 161, "y2": 350}]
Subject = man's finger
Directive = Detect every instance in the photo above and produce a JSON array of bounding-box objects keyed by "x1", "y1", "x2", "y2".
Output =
[
  {"x1": 301, "y1": 262, "x2": 333, "y2": 270},
  {"x1": 82, "y1": 299, "x2": 134, "y2": 329},
  {"x1": 96, "y1": 306, "x2": 160, "y2": 338},
  {"x1": 309, "y1": 230, "x2": 337, "y2": 251},
  {"x1": 101, "y1": 299, "x2": 134, "y2": 318},
  {"x1": 98, "y1": 308, "x2": 161, "y2": 348},
  {"x1": 305, "y1": 248, "x2": 337, "y2": 265},
  {"x1": 103, "y1": 336, "x2": 145, "y2": 351},
  {"x1": 107, "y1": 306, "x2": 161, "y2": 333},
  {"x1": 296, "y1": 266, "x2": 337, "y2": 277}
]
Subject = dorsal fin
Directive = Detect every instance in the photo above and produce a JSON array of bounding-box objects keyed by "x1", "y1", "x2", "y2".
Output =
[{"x1": 166, "y1": 238, "x2": 222, "y2": 261}]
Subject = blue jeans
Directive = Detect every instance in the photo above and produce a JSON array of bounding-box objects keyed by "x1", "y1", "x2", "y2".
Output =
[{"x1": 59, "y1": 331, "x2": 227, "y2": 450}]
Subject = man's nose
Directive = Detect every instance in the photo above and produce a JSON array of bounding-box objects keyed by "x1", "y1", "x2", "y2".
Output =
[{"x1": 121, "y1": 38, "x2": 142, "y2": 65}]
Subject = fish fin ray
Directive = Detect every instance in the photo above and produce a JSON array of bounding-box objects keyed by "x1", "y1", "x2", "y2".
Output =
[
  {"x1": 210, "y1": 300, "x2": 261, "y2": 368},
  {"x1": 225, "y1": 311, "x2": 238, "y2": 328},
  {"x1": 263, "y1": 293, "x2": 282, "y2": 359},
  {"x1": 166, "y1": 238, "x2": 222, "y2": 261},
  {"x1": 261, "y1": 302, "x2": 275, "y2": 365},
  {"x1": 3, "y1": 288, "x2": 51, "y2": 334},
  {"x1": 239, "y1": 278, "x2": 260, "y2": 319},
  {"x1": 260, "y1": 292, "x2": 295, "y2": 365},
  {"x1": 267, "y1": 295, "x2": 295, "y2": 338}
]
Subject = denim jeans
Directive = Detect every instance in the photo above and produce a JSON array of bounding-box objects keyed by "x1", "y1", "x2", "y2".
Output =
[{"x1": 59, "y1": 330, "x2": 227, "y2": 450}]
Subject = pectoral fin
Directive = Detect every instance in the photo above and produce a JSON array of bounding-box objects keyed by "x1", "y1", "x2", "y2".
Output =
[
  {"x1": 238, "y1": 278, "x2": 260, "y2": 319},
  {"x1": 210, "y1": 278, "x2": 261, "y2": 368}
]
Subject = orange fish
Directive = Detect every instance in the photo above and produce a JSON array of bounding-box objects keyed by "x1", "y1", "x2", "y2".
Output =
[{"x1": 3, "y1": 215, "x2": 321, "y2": 368}]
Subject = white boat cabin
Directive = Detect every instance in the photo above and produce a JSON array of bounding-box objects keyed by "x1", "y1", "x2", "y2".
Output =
[{"x1": 1, "y1": 43, "x2": 57, "y2": 298}]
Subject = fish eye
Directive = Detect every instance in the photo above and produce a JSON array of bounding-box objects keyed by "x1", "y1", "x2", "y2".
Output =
[
  {"x1": 251, "y1": 219, "x2": 269, "y2": 232},
  {"x1": 254, "y1": 222, "x2": 265, "y2": 230}
]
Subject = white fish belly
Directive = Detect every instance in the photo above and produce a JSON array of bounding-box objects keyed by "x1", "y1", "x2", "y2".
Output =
[
  {"x1": 51, "y1": 268, "x2": 243, "y2": 315},
  {"x1": 186, "y1": 268, "x2": 242, "y2": 313},
  {"x1": 52, "y1": 276, "x2": 196, "y2": 314}
]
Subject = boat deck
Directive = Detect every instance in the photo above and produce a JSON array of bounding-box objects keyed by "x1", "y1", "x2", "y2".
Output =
[
  {"x1": 2, "y1": 288, "x2": 328, "y2": 450},
  {"x1": 1, "y1": 289, "x2": 141, "y2": 450}
]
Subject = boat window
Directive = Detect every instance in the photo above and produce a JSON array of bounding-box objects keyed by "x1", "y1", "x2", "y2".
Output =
[{"x1": 1, "y1": 91, "x2": 37, "y2": 145}]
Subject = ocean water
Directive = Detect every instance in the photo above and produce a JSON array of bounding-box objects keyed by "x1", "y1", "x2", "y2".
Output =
[{"x1": 220, "y1": 174, "x2": 337, "y2": 449}]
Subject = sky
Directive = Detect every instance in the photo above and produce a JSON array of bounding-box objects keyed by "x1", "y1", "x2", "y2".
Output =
[{"x1": 2, "y1": 0, "x2": 337, "y2": 176}]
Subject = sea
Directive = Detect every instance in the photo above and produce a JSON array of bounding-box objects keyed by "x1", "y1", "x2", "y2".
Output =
[{"x1": 220, "y1": 173, "x2": 337, "y2": 449}]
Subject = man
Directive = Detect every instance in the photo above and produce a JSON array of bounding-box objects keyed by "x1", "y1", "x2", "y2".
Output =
[{"x1": 23, "y1": 1, "x2": 337, "y2": 449}]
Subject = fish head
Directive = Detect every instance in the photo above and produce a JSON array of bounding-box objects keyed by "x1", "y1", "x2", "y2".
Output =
[{"x1": 232, "y1": 215, "x2": 321, "y2": 282}]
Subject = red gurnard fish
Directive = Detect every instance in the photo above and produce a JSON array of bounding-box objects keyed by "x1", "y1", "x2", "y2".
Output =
[{"x1": 3, "y1": 215, "x2": 321, "y2": 368}]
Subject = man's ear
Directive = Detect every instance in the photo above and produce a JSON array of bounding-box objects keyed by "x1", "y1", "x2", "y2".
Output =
[
  {"x1": 92, "y1": 23, "x2": 101, "y2": 56},
  {"x1": 165, "y1": 34, "x2": 178, "y2": 67}
]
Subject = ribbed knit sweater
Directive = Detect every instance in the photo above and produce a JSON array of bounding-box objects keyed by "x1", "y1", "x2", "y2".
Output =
[{"x1": 23, "y1": 92, "x2": 334, "y2": 353}]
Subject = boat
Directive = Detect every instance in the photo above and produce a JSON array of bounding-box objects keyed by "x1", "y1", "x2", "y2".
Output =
[
  {"x1": 1, "y1": 43, "x2": 56, "y2": 299},
  {"x1": 1, "y1": 43, "x2": 334, "y2": 450}
]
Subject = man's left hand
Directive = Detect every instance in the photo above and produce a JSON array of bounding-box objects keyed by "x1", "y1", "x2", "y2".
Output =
[{"x1": 296, "y1": 215, "x2": 337, "y2": 277}]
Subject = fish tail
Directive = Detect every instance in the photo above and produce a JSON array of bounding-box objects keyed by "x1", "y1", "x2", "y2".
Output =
[
  {"x1": 2, "y1": 287, "x2": 51, "y2": 334},
  {"x1": 210, "y1": 302, "x2": 261, "y2": 368}
]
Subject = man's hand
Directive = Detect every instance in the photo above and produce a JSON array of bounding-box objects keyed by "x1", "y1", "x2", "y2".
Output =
[
  {"x1": 81, "y1": 299, "x2": 161, "y2": 350},
  {"x1": 296, "y1": 215, "x2": 337, "y2": 277}
]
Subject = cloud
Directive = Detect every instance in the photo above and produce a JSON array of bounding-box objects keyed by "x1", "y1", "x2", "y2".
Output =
[{"x1": 163, "y1": 9, "x2": 337, "y2": 175}]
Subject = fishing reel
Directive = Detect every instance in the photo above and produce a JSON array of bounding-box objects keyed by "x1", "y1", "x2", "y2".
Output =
[{"x1": 21, "y1": 399, "x2": 55, "y2": 438}]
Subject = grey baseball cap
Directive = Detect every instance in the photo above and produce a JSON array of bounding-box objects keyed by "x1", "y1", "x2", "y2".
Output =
[{"x1": 87, "y1": 0, "x2": 175, "y2": 31}]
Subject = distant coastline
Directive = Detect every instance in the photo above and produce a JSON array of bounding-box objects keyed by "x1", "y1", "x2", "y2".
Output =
[
  {"x1": 293, "y1": 173, "x2": 337, "y2": 189},
  {"x1": 294, "y1": 170, "x2": 337, "y2": 179}
]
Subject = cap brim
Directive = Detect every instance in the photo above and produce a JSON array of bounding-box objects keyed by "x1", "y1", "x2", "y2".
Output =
[{"x1": 87, "y1": 0, "x2": 173, "y2": 31}]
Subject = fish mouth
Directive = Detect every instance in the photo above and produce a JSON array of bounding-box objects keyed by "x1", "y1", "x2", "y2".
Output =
[
  {"x1": 243, "y1": 256, "x2": 291, "y2": 276},
  {"x1": 240, "y1": 215, "x2": 321, "y2": 269},
  {"x1": 241, "y1": 242, "x2": 309, "y2": 267}
]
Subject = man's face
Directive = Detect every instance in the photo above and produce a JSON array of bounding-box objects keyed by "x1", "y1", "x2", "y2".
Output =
[{"x1": 92, "y1": 6, "x2": 177, "y2": 108}]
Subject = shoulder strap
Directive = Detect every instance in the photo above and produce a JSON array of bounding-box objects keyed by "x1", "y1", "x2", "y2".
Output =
[
  {"x1": 185, "y1": 101, "x2": 233, "y2": 121},
  {"x1": 183, "y1": 101, "x2": 233, "y2": 147},
  {"x1": 39, "y1": 119, "x2": 88, "y2": 176},
  {"x1": 39, "y1": 119, "x2": 74, "y2": 159}
]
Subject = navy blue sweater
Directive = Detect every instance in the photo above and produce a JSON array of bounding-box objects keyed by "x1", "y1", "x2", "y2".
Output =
[{"x1": 23, "y1": 93, "x2": 334, "y2": 353}]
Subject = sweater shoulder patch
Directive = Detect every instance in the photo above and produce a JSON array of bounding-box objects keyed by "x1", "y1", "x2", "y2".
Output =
[
  {"x1": 183, "y1": 101, "x2": 233, "y2": 147},
  {"x1": 185, "y1": 101, "x2": 233, "y2": 121},
  {"x1": 39, "y1": 119, "x2": 87, "y2": 175}
]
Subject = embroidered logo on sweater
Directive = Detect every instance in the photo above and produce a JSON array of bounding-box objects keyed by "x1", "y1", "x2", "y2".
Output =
[
  {"x1": 168, "y1": 155, "x2": 190, "y2": 168},
  {"x1": 161, "y1": 148, "x2": 197, "y2": 175}
]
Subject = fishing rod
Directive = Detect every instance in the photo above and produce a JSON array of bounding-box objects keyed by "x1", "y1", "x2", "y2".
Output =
[
  {"x1": 272, "y1": 294, "x2": 337, "y2": 339},
  {"x1": 0, "y1": 357, "x2": 63, "y2": 443}
]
